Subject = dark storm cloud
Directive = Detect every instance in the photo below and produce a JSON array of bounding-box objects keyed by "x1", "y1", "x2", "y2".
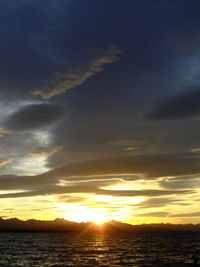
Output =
[
  {"x1": 0, "y1": 1, "x2": 76, "y2": 98},
  {"x1": 0, "y1": 1, "x2": 124, "y2": 100},
  {"x1": 0, "y1": 0, "x2": 191, "y2": 100},
  {"x1": 148, "y1": 87, "x2": 200, "y2": 121},
  {"x1": 168, "y1": 19, "x2": 200, "y2": 52},
  {"x1": 4, "y1": 103, "x2": 66, "y2": 131}
]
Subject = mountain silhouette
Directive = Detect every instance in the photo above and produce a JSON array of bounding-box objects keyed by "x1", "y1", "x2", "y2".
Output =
[{"x1": 0, "y1": 217, "x2": 200, "y2": 232}]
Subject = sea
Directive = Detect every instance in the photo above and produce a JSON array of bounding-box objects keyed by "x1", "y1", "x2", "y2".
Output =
[{"x1": 0, "y1": 231, "x2": 199, "y2": 267}]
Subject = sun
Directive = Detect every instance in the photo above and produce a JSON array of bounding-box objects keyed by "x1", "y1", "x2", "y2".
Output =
[{"x1": 66, "y1": 207, "x2": 109, "y2": 224}]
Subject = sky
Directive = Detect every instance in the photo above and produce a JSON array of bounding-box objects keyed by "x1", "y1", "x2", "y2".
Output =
[{"x1": 0, "y1": 0, "x2": 200, "y2": 224}]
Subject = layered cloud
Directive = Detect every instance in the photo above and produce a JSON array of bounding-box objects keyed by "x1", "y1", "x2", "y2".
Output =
[
  {"x1": 135, "y1": 212, "x2": 169, "y2": 217},
  {"x1": 31, "y1": 46, "x2": 121, "y2": 99},
  {"x1": 1, "y1": 152, "x2": 200, "y2": 187},
  {"x1": 0, "y1": 184, "x2": 192, "y2": 199},
  {"x1": 4, "y1": 103, "x2": 67, "y2": 132},
  {"x1": 134, "y1": 211, "x2": 200, "y2": 218},
  {"x1": 136, "y1": 197, "x2": 182, "y2": 209},
  {"x1": 159, "y1": 177, "x2": 200, "y2": 189},
  {"x1": 0, "y1": 152, "x2": 198, "y2": 199},
  {"x1": 169, "y1": 212, "x2": 200, "y2": 217},
  {"x1": 148, "y1": 87, "x2": 200, "y2": 121},
  {"x1": 46, "y1": 153, "x2": 200, "y2": 179}
]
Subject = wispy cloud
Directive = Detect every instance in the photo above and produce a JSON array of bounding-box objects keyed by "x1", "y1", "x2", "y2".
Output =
[
  {"x1": 31, "y1": 46, "x2": 122, "y2": 99},
  {"x1": 170, "y1": 212, "x2": 200, "y2": 217},
  {"x1": 137, "y1": 197, "x2": 182, "y2": 209},
  {"x1": 0, "y1": 128, "x2": 14, "y2": 138},
  {"x1": 0, "y1": 159, "x2": 12, "y2": 167},
  {"x1": 28, "y1": 146, "x2": 62, "y2": 157},
  {"x1": 109, "y1": 138, "x2": 144, "y2": 151},
  {"x1": 134, "y1": 212, "x2": 169, "y2": 217}
]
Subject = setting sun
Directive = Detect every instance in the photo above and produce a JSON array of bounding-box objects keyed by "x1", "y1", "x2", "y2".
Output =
[{"x1": 66, "y1": 207, "x2": 110, "y2": 224}]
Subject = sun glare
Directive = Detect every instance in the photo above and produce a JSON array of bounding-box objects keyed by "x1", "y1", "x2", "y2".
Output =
[{"x1": 66, "y1": 207, "x2": 109, "y2": 224}]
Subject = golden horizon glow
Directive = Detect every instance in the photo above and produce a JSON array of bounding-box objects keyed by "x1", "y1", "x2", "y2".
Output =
[
  {"x1": 65, "y1": 206, "x2": 113, "y2": 224},
  {"x1": 1, "y1": 190, "x2": 200, "y2": 224}
]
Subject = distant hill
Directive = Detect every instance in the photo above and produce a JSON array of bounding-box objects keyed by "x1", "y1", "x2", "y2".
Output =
[
  {"x1": 0, "y1": 218, "x2": 134, "y2": 232},
  {"x1": 0, "y1": 217, "x2": 200, "y2": 232}
]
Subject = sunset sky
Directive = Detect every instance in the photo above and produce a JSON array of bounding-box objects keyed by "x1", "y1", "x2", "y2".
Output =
[{"x1": 0, "y1": 0, "x2": 200, "y2": 224}]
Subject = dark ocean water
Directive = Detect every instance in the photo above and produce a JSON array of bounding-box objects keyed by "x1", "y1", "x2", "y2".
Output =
[{"x1": 0, "y1": 231, "x2": 199, "y2": 267}]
